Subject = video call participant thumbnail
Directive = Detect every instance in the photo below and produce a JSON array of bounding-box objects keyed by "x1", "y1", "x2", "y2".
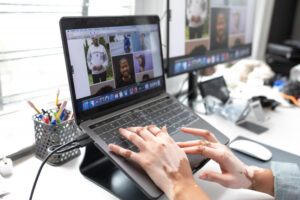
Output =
[
  {"x1": 124, "y1": 35, "x2": 131, "y2": 53},
  {"x1": 136, "y1": 54, "x2": 146, "y2": 72},
  {"x1": 210, "y1": 8, "x2": 229, "y2": 50},
  {"x1": 87, "y1": 37, "x2": 109, "y2": 84},
  {"x1": 186, "y1": 0, "x2": 208, "y2": 39},
  {"x1": 140, "y1": 33, "x2": 148, "y2": 50},
  {"x1": 113, "y1": 55, "x2": 136, "y2": 88}
]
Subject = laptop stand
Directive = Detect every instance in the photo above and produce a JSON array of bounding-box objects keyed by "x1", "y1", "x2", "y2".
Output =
[{"x1": 79, "y1": 143, "x2": 151, "y2": 200}]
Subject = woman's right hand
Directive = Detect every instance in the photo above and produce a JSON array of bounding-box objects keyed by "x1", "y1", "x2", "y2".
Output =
[{"x1": 177, "y1": 127, "x2": 274, "y2": 196}]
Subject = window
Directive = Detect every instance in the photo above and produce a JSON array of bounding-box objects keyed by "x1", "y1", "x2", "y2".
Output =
[{"x1": 0, "y1": 0, "x2": 135, "y2": 109}]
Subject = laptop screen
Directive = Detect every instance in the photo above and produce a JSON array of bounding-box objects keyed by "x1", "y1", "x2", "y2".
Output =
[{"x1": 64, "y1": 22, "x2": 164, "y2": 115}]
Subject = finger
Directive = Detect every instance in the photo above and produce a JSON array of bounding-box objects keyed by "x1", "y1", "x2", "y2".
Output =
[
  {"x1": 147, "y1": 125, "x2": 167, "y2": 136},
  {"x1": 177, "y1": 140, "x2": 218, "y2": 149},
  {"x1": 126, "y1": 127, "x2": 144, "y2": 132},
  {"x1": 136, "y1": 127, "x2": 157, "y2": 141},
  {"x1": 109, "y1": 144, "x2": 139, "y2": 162},
  {"x1": 181, "y1": 127, "x2": 219, "y2": 143},
  {"x1": 182, "y1": 145, "x2": 224, "y2": 162},
  {"x1": 161, "y1": 126, "x2": 168, "y2": 133},
  {"x1": 126, "y1": 127, "x2": 146, "y2": 139},
  {"x1": 198, "y1": 171, "x2": 232, "y2": 188},
  {"x1": 119, "y1": 128, "x2": 145, "y2": 150}
]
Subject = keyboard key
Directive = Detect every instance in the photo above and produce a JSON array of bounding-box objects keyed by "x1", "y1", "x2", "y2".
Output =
[
  {"x1": 118, "y1": 141, "x2": 131, "y2": 149},
  {"x1": 118, "y1": 118, "x2": 127, "y2": 125},
  {"x1": 101, "y1": 132, "x2": 114, "y2": 141},
  {"x1": 111, "y1": 128, "x2": 120, "y2": 137},
  {"x1": 105, "y1": 136, "x2": 125, "y2": 145},
  {"x1": 167, "y1": 126, "x2": 177, "y2": 134},
  {"x1": 111, "y1": 121, "x2": 120, "y2": 128},
  {"x1": 129, "y1": 145, "x2": 139, "y2": 152}
]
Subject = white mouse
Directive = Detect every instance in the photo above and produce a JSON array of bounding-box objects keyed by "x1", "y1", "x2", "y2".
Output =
[
  {"x1": 0, "y1": 157, "x2": 13, "y2": 177},
  {"x1": 229, "y1": 139, "x2": 272, "y2": 161}
]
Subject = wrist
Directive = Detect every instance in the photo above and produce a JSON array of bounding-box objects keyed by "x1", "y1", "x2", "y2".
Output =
[
  {"x1": 172, "y1": 179, "x2": 209, "y2": 200},
  {"x1": 245, "y1": 166, "x2": 274, "y2": 196}
]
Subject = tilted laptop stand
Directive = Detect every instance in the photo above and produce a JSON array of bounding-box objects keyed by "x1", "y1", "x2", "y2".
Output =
[{"x1": 79, "y1": 143, "x2": 151, "y2": 200}]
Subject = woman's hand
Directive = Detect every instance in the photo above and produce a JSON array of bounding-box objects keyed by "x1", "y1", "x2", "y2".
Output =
[
  {"x1": 177, "y1": 127, "x2": 274, "y2": 196},
  {"x1": 109, "y1": 126, "x2": 210, "y2": 200}
]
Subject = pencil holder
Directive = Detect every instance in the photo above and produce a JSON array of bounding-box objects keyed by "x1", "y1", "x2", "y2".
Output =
[{"x1": 33, "y1": 109, "x2": 81, "y2": 166}]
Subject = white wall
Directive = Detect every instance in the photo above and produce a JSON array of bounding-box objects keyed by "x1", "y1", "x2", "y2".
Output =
[
  {"x1": 135, "y1": 0, "x2": 275, "y2": 94},
  {"x1": 251, "y1": 0, "x2": 275, "y2": 60}
]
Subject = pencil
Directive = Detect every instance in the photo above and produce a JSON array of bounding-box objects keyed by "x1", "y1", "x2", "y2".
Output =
[
  {"x1": 27, "y1": 101, "x2": 41, "y2": 115},
  {"x1": 55, "y1": 89, "x2": 60, "y2": 107}
]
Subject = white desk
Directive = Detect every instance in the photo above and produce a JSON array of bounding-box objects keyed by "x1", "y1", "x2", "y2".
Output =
[{"x1": 0, "y1": 98, "x2": 299, "y2": 200}]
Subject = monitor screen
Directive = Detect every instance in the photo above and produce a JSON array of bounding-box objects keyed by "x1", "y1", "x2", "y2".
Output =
[
  {"x1": 65, "y1": 24, "x2": 164, "y2": 113},
  {"x1": 168, "y1": 0, "x2": 256, "y2": 77}
]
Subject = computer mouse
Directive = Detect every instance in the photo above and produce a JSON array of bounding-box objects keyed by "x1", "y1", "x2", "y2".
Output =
[
  {"x1": 229, "y1": 139, "x2": 272, "y2": 161},
  {"x1": 0, "y1": 157, "x2": 13, "y2": 177}
]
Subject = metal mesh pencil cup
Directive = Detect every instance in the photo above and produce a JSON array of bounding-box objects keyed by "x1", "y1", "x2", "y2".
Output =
[{"x1": 33, "y1": 109, "x2": 81, "y2": 166}]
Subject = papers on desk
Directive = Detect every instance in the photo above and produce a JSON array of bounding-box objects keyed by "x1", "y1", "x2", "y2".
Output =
[{"x1": 0, "y1": 109, "x2": 35, "y2": 156}]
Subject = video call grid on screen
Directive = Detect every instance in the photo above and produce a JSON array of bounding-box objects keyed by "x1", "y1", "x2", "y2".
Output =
[
  {"x1": 169, "y1": 0, "x2": 256, "y2": 58},
  {"x1": 66, "y1": 24, "x2": 163, "y2": 101}
]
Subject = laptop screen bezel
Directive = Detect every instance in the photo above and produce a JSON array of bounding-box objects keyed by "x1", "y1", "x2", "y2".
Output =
[{"x1": 59, "y1": 16, "x2": 166, "y2": 124}]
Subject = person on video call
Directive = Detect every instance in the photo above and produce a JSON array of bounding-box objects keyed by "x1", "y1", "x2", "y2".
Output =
[
  {"x1": 135, "y1": 54, "x2": 146, "y2": 72},
  {"x1": 140, "y1": 33, "x2": 148, "y2": 50},
  {"x1": 124, "y1": 35, "x2": 131, "y2": 53},
  {"x1": 211, "y1": 10, "x2": 228, "y2": 50},
  {"x1": 187, "y1": 0, "x2": 208, "y2": 39},
  {"x1": 116, "y1": 57, "x2": 135, "y2": 88},
  {"x1": 87, "y1": 37, "x2": 108, "y2": 84},
  {"x1": 232, "y1": 11, "x2": 240, "y2": 34},
  {"x1": 109, "y1": 126, "x2": 300, "y2": 200}
]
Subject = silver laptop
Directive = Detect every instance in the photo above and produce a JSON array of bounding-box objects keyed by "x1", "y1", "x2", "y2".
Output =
[{"x1": 60, "y1": 16, "x2": 229, "y2": 199}]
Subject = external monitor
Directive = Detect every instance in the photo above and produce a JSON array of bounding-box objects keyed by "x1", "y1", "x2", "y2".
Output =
[{"x1": 167, "y1": 0, "x2": 256, "y2": 100}]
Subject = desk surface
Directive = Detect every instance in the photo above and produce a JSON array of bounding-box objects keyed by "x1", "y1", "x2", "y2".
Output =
[{"x1": 0, "y1": 91, "x2": 299, "y2": 200}]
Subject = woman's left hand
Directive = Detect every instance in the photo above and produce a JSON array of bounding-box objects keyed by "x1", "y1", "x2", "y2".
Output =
[{"x1": 109, "y1": 126, "x2": 209, "y2": 200}]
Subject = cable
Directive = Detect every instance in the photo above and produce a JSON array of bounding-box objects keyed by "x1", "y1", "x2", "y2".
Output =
[
  {"x1": 54, "y1": 137, "x2": 93, "y2": 154},
  {"x1": 29, "y1": 134, "x2": 92, "y2": 200}
]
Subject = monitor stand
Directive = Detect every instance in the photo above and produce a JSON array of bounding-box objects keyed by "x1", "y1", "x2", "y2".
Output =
[
  {"x1": 79, "y1": 143, "x2": 151, "y2": 200},
  {"x1": 188, "y1": 71, "x2": 198, "y2": 102}
]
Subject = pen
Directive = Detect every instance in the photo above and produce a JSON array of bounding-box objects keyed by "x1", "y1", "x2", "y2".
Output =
[
  {"x1": 60, "y1": 110, "x2": 66, "y2": 121},
  {"x1": 51, "y1": 101, "x2": 67, "y2": 125},
  {"x1": 41, "y1": 109, "x2": 47, "y2": 115},
  {"x1": 55, "y1": 89, "x2": 60, "y2": 107},
  {"x1": 43, "y1": 114, "x2": 50, "y2": 124}
]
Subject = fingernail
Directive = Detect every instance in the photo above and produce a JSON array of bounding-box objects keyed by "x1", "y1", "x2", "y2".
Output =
[{"x1": 200, "y1": 174, "x2": 208, "y2": 180}]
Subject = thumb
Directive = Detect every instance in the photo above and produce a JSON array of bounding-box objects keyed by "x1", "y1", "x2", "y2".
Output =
[
  {"x1": 162, "y1": 126, "x2": 168, "y2": 133},
  {"x1": 198, "y1": 171, "x2": 230, "y2": 187}
]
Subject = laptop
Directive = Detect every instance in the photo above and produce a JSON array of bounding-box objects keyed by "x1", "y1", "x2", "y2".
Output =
[{"x1": 60, "y1": 16, "x2": 229, "y2": 199}]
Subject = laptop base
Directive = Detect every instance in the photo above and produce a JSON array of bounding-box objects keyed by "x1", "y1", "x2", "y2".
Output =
[{"x1": 79, "y1": 143, "x2": 151, "y2": 200}]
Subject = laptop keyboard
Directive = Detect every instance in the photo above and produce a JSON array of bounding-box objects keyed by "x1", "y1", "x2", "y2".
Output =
[{"x1": 91, "y1": 97, "x2": 198, "y2": 152}]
